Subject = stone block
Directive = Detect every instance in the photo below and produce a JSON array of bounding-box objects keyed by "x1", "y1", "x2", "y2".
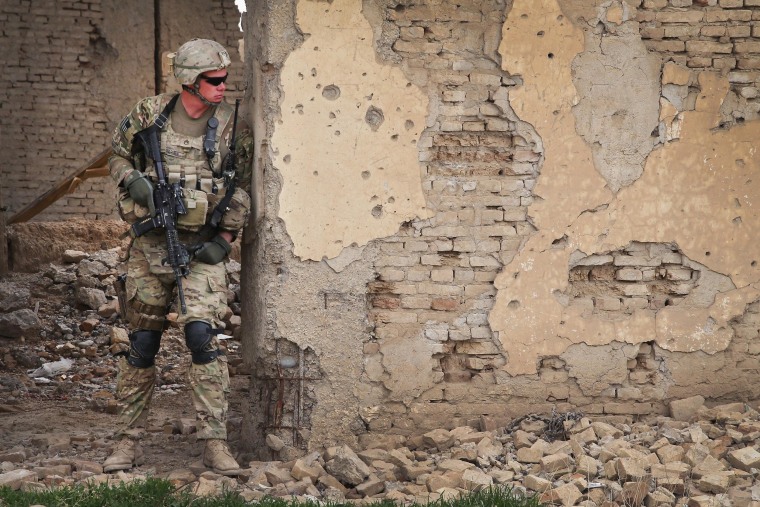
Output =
[
  {"x1": 697, "y1": 472, "x2": 734, "y2": 493},
  {"x1": 524, "y1": 474, "x2": 552, "y2": 492},
  {"x1": 727, "y1": 446, "x2": 760, "y2": 472},
  {"x1": 670, "y1": 395, "x2": 705, "y2": 421},
  {"x1": 540, "y1": 483, "x2": 582, "y2": 506},
  {"x1": 651, "y1": 462, "x2": 691, "y2": 479}
]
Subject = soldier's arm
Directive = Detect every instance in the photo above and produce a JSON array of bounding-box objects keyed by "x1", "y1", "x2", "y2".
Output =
[
  {"x1": 108, "y1": 96, "x2": 162, "y2": 186},
  {"x1": 217, "y1": 119, "x2": 254, "y2": 237}
]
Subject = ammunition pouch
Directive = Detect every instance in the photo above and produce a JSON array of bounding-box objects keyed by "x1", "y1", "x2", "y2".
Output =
[{"x1": 177, "y1": 188, "x2": 209, "y2": 231}]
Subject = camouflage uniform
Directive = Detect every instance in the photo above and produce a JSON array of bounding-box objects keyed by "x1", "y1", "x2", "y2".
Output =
[{"x1": 108, "y1": 58, "x2": 253, "y2": 443}]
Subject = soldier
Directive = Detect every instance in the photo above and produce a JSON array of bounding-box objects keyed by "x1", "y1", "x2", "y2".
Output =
[{"x1": 104, "y1": 39, "x2": 253, "y2": 475}]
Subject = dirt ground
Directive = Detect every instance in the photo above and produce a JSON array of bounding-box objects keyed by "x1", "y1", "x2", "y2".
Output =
[
  {"x1": 0, "y1": 373, "x2": 251, "y2": 475},
  {"x1": 0, "y1": 221, "x2": 252, "y2": 474}
]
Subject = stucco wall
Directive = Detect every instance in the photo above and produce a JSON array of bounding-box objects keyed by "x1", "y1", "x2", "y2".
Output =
[{"x1": 243, "y1": 0, "x2": 760, "y2": 456}]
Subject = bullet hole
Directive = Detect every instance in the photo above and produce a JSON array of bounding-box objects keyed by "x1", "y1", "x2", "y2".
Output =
[
  {"x1": 334, "y1": 130, "x2": 341, "y2": 136},
  {"x1": 390, "y1": 134, "x2": 399, "y2": 141},
  {"x1": 405, "y1": 120, "x2": 414, "y2": 130},
  {"x1": 362, "y1": 170, "x2": 371, "y2": 180},
  {"x1": 508, "y1": 300, "x2": 520, "y2": 309},
  {"x1": 311, "y1": 68, "x2": 317, "y2": 77},
  {"x1": 537, "y1": 31, "x2": 544, "y2": 37},
  {"x1": 297, "y1": 72, "x2": 304, "y2": 79},
  {"x1": 283, "y1": 155, "x2": 291, "y2": 163},
  {"x1": 362, "y1": 72, "x2": 367, "y2": 76},
  {"x1": 388, "y1": 196, "x2": 395, "y2": 203},
  {"x1": 322, "y1": 85, "x2": 340, "y2": 100},
  {"x1": 547, "y1": 53, "x2": 554, "y2": 59},
  {"x1": 378, "y1": 167, "x2": 385, "y2": 171},
  {"x1": 316, "y1": 84, "x2": 321, "y2": 89},
  {"x1": 733, "y1": 216, "x2": 742, "y2": 225},
  {"x1": 314, "y1": 46, "x2": 319, "y2": 51},
  {"x1": 365, "y1": 93, "x2": 374, "y2": 101},
  {"x1": 521, "y1": 13, "x2": 528, "y2": 18},
  {"x1": 406, "y1": 82, "x2": 412, "y2": 87},
  {"x1": 313, "y1": 171, "x2": 319, "y2": 176},
  {"x1": 734, "y1": 198, "x2": 741, "y2": 208},
  {"x1": 370, "y1": 195, "x2": 379, "y2": 201},
  {"x1": 705, "y1": 251, "x2": 711, "y2": 256},
  {"x1": 371, "y1": 204, "x2": 383, "y2": 218},
  {"x1": 329, "y1": 112, "x2": 336, "y2": 119},
  {"x1": 295, "y1": 104, "x2": 304, "y2": 115},
  {"x1": 557, "y1": 14, "x2": 564, "y2": 21},
  {"x1": 553, "y1": 110, "x2": 560, "y2": 115},
  {"x1": 365, "y1": 106, "x2": 385, "y2": 131},
  {"x1": 752, "y1": 261, "x2": 757, "y2": 267},
  {"x1": 736, "y1": 159, "x2": 745, "y2": 168}
]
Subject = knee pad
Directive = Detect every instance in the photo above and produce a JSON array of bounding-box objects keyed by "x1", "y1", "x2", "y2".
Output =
[
  {"x1": 127, "y1": 329, "x2": 162, "y2": 368},
  {"x1": 184, "y1": 321, "x2": 222, "y2": 365}
]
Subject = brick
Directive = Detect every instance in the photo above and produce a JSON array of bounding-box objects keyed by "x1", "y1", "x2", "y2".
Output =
[
  {"x1": 431, "y1": 298, "x2": 459, "y2": 311},
  {"x1": 704, "y1": 9, "x2": 752, "y2": 21},
  {"x1": 616, "y1": 268, "x2": 643, "y2": 281},
  {"x1": 686, "y1": 40, "x2": 734, "y2": 54},
  {"x1": 431, "y1": 268, "x2": 453, "y2": 282},
  {"x1": 646, "y1": 40, "x2": 687, "y2": 52},
  {"x1": 656, "y1": 11, "x2": 704, "y2": 22}
]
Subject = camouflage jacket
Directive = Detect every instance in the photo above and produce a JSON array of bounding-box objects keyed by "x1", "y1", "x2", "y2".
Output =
[{"x1": 109, "y1": 93, "x2": 253, "y2": 234}]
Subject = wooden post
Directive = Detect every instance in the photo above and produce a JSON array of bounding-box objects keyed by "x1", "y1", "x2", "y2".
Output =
[{"x1": 0, "y1": 189, "x2": 8, "y2": 275}]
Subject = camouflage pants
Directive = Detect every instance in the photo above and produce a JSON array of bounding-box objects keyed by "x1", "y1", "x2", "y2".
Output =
[
  {"x1": 115, "y1": 232, "x2": 231, "y2": 440},
  {"x1": 115, "y1": 356, "x2": 230, "y2": 440},
  {"x1": 125, "y1": 231, "x2": 229, "y2": 330}
]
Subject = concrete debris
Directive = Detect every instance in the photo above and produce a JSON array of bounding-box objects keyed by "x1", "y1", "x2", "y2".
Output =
[
  {"x1": 1, "y1": 394, "x2": 760, "y2": 505},
  {"x1": 2, "y1": 249, "x2": 760, "y2": 505}
]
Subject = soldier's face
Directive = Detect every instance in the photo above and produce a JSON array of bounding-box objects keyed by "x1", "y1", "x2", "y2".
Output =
[{"x1": 198, "y1": 70, "x2": 228, "y2": 104}]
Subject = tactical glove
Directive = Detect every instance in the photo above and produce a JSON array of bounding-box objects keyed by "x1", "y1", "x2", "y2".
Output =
[
  {"x1": 124, "y1": 171, "x2": 155, "y2": 214},
  {"x1": 194, "y1": 235, "x2": 232, "y2": 265}
]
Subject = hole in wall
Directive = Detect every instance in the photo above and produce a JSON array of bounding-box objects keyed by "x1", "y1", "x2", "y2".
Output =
[{"x1": 322, "y1": 85, "x2": 340, "y2": 100}]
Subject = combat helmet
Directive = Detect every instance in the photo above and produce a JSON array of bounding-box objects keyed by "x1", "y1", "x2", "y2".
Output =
[{"x1": 168, "y1": 38, "x2": 231, "y2": 86}]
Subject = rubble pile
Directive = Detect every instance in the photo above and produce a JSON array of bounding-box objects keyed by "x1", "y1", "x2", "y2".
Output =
[
  {"x1": 1, "y1": 250, "x2": 760, "y2": 506},
  {"x1": 1, "y1": 400, "x2": 759, "y2": 505}
]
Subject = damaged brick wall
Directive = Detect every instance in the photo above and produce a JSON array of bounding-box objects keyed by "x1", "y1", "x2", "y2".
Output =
[
  {"x1": 0, "y1": 0, "x2": 244, "y2": 221},
  {"x1": 245, "y1": 0, "x2": 760, "y2": 454}
]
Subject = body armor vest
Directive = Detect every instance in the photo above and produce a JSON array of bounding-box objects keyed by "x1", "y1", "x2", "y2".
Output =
[{"x1": 142, "y1": 97, "x2": 234, "y2": 232}]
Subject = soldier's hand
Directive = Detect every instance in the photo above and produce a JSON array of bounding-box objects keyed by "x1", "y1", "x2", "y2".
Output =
[
  {"x1": 194, "y1": 235, "x2": 232, "y2": 264},
  {"x1": 124, "y1": 171, "x2": 155, "y2": 215}
]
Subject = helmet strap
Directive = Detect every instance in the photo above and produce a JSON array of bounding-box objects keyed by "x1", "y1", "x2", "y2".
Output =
[{"x1": 182, "y1": 84, "x2": 218, "y2": 107}]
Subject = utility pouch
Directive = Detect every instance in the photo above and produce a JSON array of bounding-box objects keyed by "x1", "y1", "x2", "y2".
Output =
[
  {"x1": 116, "y1": 189, "x2": 150, "y2": 223},
  {"x1": 113, "y1": 274, "x2": 128, "y2": 321},
  {"x1": 177, "y1": 188, "x2": 208, "y2": 231}
]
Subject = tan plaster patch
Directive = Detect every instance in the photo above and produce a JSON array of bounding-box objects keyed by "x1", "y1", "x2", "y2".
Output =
[
  {"x1": 492, "y1": 2, "x2": 760, "y2": 375},
  {"x1": 272, "y1": 0, "x2": 431, "y2": 261}
]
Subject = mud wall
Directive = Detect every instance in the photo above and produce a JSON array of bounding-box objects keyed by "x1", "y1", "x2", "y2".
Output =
[
  {"x1": 242, "y1": 0, "x2": 760, "y2": 455},
  {"x1": 0, "y1": 0, "x2": 244, "y2": 222}
]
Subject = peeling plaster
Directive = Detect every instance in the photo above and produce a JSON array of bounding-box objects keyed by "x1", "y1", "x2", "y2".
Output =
[
  {"x1": 572, "y1": 1, "x2": 661, "y2": 191},
  {"x1": 271, "y1": 0, "x2": 432, "y2": 261},
  {"x1": 492, "y1": 0, "x2": 760, "y2": 375}
]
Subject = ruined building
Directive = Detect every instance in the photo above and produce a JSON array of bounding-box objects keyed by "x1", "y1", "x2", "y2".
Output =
[{"x1": 2, "y1": 0, "x2": 760, "y2": 456}]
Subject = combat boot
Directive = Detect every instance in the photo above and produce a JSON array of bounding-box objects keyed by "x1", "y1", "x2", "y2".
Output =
[
  {"x1": 103, "y1": 438, "x2": 144, "y2": 472},
  {"x1": 203, "y1": 439, "x2": 241, "y2": 476}
]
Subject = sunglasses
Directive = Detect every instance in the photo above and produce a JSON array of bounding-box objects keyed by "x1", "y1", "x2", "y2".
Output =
[{"x1": 200, "y1": 74, "x2": 228, "y2": 86}]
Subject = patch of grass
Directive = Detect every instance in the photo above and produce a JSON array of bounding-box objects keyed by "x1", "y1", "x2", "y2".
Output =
[{"x1": 0, "y1": 479, "x2": 542, "y2": 507}]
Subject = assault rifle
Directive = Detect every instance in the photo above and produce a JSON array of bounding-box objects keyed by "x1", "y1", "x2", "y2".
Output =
[{"x1": 130, "y1": 124, "x2": 191, "y2": 314}]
